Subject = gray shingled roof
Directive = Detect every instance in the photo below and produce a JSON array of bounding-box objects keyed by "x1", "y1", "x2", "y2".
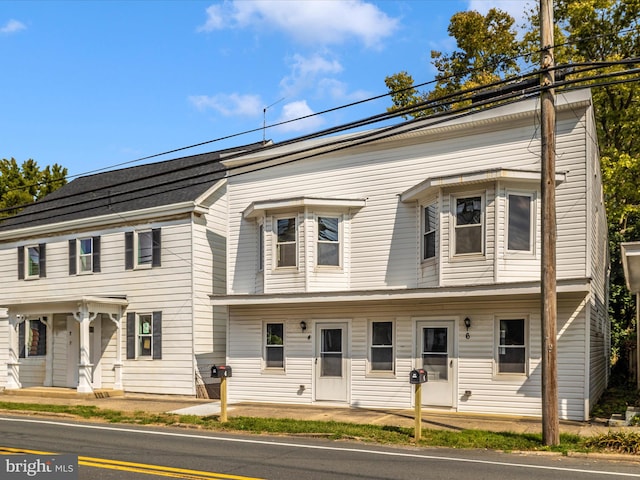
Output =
[{"x1": 0, "y1": 142, "x2": 265, "y2": 232}]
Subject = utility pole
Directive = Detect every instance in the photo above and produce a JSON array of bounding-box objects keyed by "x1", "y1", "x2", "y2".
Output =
[{"x1": 540, "y1": 0, "x2": 559, "y2": 446}]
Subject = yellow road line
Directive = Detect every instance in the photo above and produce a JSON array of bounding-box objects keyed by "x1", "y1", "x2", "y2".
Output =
[{"x1": 0, "y1": 447, "x2": 264, "y2": 480}]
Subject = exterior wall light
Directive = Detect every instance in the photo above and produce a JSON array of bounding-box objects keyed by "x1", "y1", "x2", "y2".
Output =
[
  {"x1": 300, "y1": 321, "x2": 307, "y2": 332},
  {"x1": 464, "y1": 317, "x2": 471, "y2": 339}
]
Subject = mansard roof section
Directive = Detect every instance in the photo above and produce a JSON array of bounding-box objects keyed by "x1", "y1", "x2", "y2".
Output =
[{"x1": 0, "y1": 141, "x2": 266, "y2": 233}]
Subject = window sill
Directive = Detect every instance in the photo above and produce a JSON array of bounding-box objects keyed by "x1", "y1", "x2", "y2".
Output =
[
  {"x1": 493, "y1": 373, "x2": 528, "y2": 381},
  {"x1": 366, "y1": 371, "x2": 396, "y2": 378},
  {"x1": 261, "y1": 368, "x2": 286, "y2": 374}
]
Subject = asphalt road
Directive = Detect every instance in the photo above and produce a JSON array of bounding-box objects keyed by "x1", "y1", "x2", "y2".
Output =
[{"x1": 0, "y1": 415, "x2": 639, "y2": 480}]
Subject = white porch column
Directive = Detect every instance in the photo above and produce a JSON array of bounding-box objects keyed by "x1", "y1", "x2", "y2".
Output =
[
  {"x1": 6, "y1": 315, "x2": 22, "y2": 390},
  {"x1": 73, "y1": 306, "x2": 98, "y2": 394},
  {"x1": 109, "y1": 311, "x2": 123, "y2": 390}
]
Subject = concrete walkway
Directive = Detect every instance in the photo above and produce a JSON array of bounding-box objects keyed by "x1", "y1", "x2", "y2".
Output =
[{"x1": 0, "y1": 387, "x2": 632, "y2": 437}]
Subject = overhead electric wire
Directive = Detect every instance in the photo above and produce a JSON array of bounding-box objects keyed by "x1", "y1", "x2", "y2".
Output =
[
  {"x1": 2, "y1": 64, "x2": 638, "y2": 228},
  {"x1": 0, "y1": 53, "x2": 638, "y2": 221}
]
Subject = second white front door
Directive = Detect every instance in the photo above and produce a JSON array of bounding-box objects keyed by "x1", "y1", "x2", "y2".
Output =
[
  {"x1": 314, "y1": 322, "x2": 349, "y2": 402},
  {"x1": 416, "y1": 320, "x2": 455, "y2": 407}
]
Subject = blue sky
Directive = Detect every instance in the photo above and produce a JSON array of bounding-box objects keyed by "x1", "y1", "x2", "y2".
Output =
[{"x1": 1, "y1": 0, "x2": 530, "y2": 178}]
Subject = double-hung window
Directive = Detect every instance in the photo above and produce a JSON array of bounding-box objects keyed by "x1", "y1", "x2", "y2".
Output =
[
  {"x1": 317, "y1": 216, "x2": 340, "y2": 266},
  {"x1": 265, "y1": 323, "x2": 284, "y2": 368},
  {"x1": 507, "y1": 193, "x2": 533, "y2": 252},
  {"x1": 125, "y1": 229, "x2": 161, "y2": 270},
  {"x1": 126, "y1": 311, "x2": 162, "y2": 359},
  {"x1": 69, "y1": 237, "x2": 101, "y2": 274},
  {"x1": 276, "y1": 218, "x2": 296, "y2": 268},
  {"x1": 423, "y1": 203, "x2": 437, "y2": 260},
  {"x1": 19, "y1": 318, "x2": 47, "y2": 358},
  {"x1": 370, "y1": 321, "x2": 394, "y2": 372},
  {"x1": 17, "y1": 244, "x2": 46, "y2": 280},
  {"x1": 497, "y1": 318, "x2": 527, "y2": 374},
  {"x1": 454, "y1": 196, "x2": 483, "y2": 255}
]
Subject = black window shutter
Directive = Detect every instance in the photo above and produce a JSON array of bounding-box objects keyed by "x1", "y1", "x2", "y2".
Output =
[
  {"x1": 17, "y1": 247, "x2": 24, "y2": 280},
  {"x1": 18, "y1": 322, "x2": 25, "y2": 358},
  {"x1": 126, "y1": 312, "x2": 136, "y2": 359},
  {"x1": 152, "y1": 228, "x2": 161, "y2": 267},
  {"x1": 39, "y1": 243, "x2": 46, "y2": 278},
  {"x1": 69, "y1": 240, "x2": 77, "y2": 275},
  {"x1": 152, "y1": 311, "x2": 162, "y2": 359},
  {"x1": 125, "y1": 232, "x2": 134, "y2": 270},
  {"x1": 93, "y1": 236, "x2": 101, "y2": 272}
]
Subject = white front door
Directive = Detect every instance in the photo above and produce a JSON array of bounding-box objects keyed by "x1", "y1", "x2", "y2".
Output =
[
  {"x1": 416, "y1": 320, "x2": 455, "y2": 407},
  {"x1": 314, "y1": 322, "x2": 349, "y2": 402}
]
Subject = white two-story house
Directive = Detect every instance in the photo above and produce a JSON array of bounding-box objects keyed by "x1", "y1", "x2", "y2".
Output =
[
  {"x1": 0, "y1": 143, "x2": 264, "y2": 396},
  {"x1": 214, "y1": 89, "x2": 609, "y2": 421}
]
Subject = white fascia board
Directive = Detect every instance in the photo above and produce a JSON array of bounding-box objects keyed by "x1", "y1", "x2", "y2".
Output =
[
  {"x1": 244, "y1": 197, "x2": 367, "y2": 219},
  {"x1": 194, "y1": 179, "x2": 226, "y2": 206},
  {"x1": 621, "y1": 242, "x2": 640, "y2": 293},
  {"x1": 401, "y1": 168, "x2": 566, "y2": 203},
  {"x1": 0, "y1": 202, "x2": 202, "y2": 241},
  {"x1": 211, "y1": 278, "x2": 590, "y2": 306}
]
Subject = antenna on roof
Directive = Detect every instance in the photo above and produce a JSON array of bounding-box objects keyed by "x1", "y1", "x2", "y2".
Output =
[{"x1": 263, "y1": 97, "x2": 285, "y2": 144}]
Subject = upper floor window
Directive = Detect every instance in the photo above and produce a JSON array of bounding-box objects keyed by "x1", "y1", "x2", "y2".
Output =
[
  {"x1": 126, "y1": 311, "x2": 162, "y2": 359},
  {"x1": 265, "y1": 322, "x2": 284, "y2": 368},
  {"x1": 125, "y1": 229, "x2": 161, "y2": 270},
  {"x1": 69, "y1": 237, "x2": 101, "y2": 275},
  {"x1": 276, "y1": 218, "x2": 296, "y2": 268},
  {"x1": 497, "y1": 318, "x2": 527, "y2": 374},
  {"x1": 454, "y1": 196, "x2": 483, "y2": 255},
  {"x1": 17, "y1": 244, "x2": 46, "y2": 280},
  {"x1": 19, "y1": 318, "x2": 47, "y2": 358},
  {"x1": 423, "y1": 203, "x2": 437, "y2": 260},
  {"x1": 317, "y1": 216, "x2": 340, "y2": 266},
  {"x1": 370, "y1": 321, "x2": 394, "y2": 372},
  {"x1": 507, "y1": 193, "x2": 533, "y2": 252}
]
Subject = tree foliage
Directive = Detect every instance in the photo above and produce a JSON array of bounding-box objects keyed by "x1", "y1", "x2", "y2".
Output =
[
  {"x1": 0, "y1": 158, "x2": 68, "y2": 217},
  {"x1": 385, "y1": 0, "x2": 640, "y2": 373}
]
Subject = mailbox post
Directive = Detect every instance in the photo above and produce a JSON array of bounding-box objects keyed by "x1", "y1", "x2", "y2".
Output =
[
  {"x1": 409, "y1": 369, "x2": 428, "y2": 441},
  {"x1": 211, "y1": 365, "x2": 232, "y2": 422}
]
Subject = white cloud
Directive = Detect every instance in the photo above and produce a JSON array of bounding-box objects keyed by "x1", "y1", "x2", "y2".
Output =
[
  {"x1": 280, "y1": 53, "x2": 343, "y2": 98},
  {"x1": 1, "y1": 19, "x2": 26, "y2": 35},
  {"x1": 198, "y1": 0, "x2": 399, "y2": 48},
  {"x1": 273, "y1": 100, "x2": 324, "y2": 133},
  {"x1": 467, "y1": 0, "x2": 532, "y2": 26},
  {"x1": 317, "y1": 78, "x2": 370, "y2": 102},
  {"x1": 188, "y1": 93, "x2": 263, "y2": 117}
]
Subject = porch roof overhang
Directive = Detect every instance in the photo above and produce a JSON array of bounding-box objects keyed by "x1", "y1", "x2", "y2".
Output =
[
  {"x1": 1, "y1": 295, "x2": 128, "y2": 317},
  {"x1": 211, "y1": 278, "x2": 591, "y2": 307},
  {"x1": 400, "y1": 168, "x2": 567, "y2": 203},
  {"x1": 621, "y1": 242, "x2": 640, "y2": 294}
]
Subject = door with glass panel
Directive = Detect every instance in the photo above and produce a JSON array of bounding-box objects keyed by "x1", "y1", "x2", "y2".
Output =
[
  {"x1": 416, "y1": 320, "x2": 455, "y2": 407},
  {"x1": 314, "y1": 323, "x2": 348, "y2": 402}
]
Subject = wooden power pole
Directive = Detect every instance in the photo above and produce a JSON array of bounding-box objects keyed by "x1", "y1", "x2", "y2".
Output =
[{"x1": 540, "y1": 0, "x2": 559, "y2": 446}]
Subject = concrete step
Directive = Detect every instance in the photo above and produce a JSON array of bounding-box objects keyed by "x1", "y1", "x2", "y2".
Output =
[{"x1": 2, "y1": 387, "x2": 123, "y2": 399}]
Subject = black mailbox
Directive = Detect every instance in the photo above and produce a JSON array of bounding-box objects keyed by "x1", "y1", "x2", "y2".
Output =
[
  {"x1": 409, "y1": 369, "x2": 428, "y2": 384},
  {"x1": 211, "y1": 365, "x2": 232, "y2": 378}
]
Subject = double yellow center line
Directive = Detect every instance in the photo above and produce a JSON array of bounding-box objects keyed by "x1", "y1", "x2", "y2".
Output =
[{"x1": 0, "y1": 446, "x2": 264, "y2": 480}]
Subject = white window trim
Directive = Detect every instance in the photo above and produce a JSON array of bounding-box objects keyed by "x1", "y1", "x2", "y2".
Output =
[
  {"x1": 135, "y1": 230, "x2": 153, "y2": 269},
  {"x1": 451, "y1": 192, "x2": 485, "y2": 258},
  {"x1": 315, "y1": 214, "x2": 343, "y2": 270},
  {"x1": 77, "y1": 237, "x2": 93, "y2": 274},
  {"x1": 422, "y1": 202, "x2": 438, "y2": 262},
  {"x1": 258, "y1": 222, "x2": 264, "y2": 272},
  {"x1": 274, "y1": 216, "x2": 298, "y2": 270},
  {"x1": 368, "y1": 320, "x2": 395, "y2": 375},
  {"x1": 137, "y1": 313, "x2": 154, "y2": 359},
  {"x1": 20, "y1": 317, "x2": 48, "y2": 358},
  {"x1": 505, "y1": 190, "x2": 536, "y2": 255},
  {"x1": 494, "y1": 315, "x2": 529, "y2": 378},
  {"x1": 25, "y1": 245, "x2": 41, "y2": 280},
  {"x1": 263, "y1": 321, "x2": 286, "y2": 371}
]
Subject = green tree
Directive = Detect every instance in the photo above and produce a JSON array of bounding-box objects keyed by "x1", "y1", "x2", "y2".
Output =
[
  {"x1": 0, "y1": 158, "x2": 68, "y2": 217},
  {"x1": 385, "y1": 1, "x2": 640, "y2": 374}
]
